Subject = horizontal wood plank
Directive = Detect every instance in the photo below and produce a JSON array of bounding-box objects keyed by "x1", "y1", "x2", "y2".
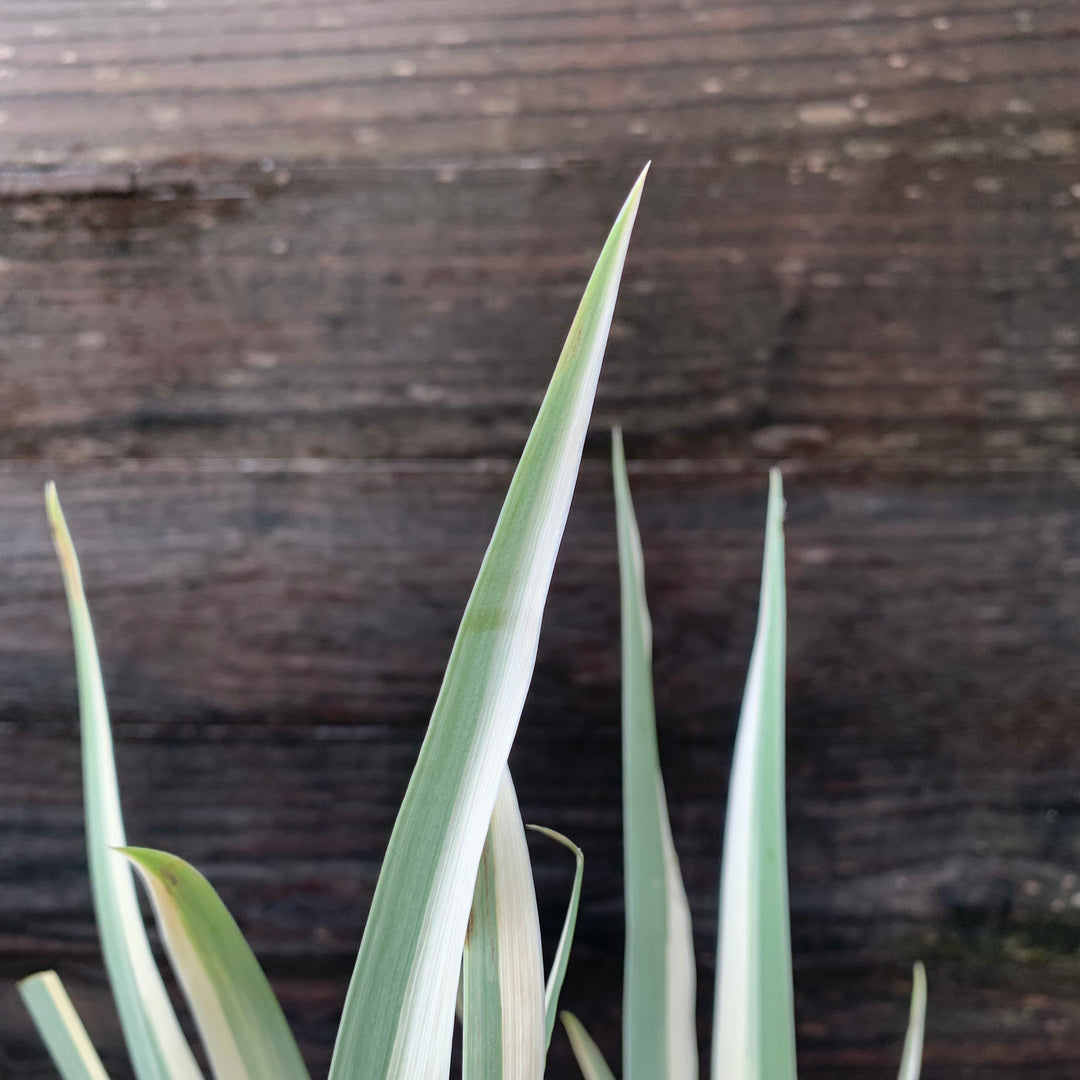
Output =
[
  {"x1": 0, "y1": 465, "x2": 1078, "y2": 1075},
  {"x1": 1, "y1": 156, "x2": 1079, "y2": 472},
  {"x1": 0, "y1": 0, "x2": 1078, "y2": 163},
  {"x1": 1, "y1": 0, "x2": 1078, "y2": 1075}
]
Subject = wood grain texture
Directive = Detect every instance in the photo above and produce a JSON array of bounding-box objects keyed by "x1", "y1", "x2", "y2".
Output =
[
  {"x1": 0, "y1": 0, "x2": 1078, "y2": 1075},
  {"x1": 0, "y1": 466, "x2": 1079, "y2": 1078},
  {"x1": 2, "y1": 155, "x2": 1080, "y2": 473},
  {"x1": 0, "y1": 0, "x2": 1078, "y2": 164}
]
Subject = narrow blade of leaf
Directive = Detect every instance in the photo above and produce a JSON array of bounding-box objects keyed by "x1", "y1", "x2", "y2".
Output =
[
  {"x1": 526, "y1": 825, "x2": 584, "y2": 1050},
  {"x1": 462, "y1": 771, "x2": 546, "y2": 1080},
  {"x1": 897, "y1": 962, "x2": 927, "y2": 1080},
  {"x1": 45, "y1": 485, "x2": 203, "y2": 1080},
  {"x1": 612, "y1": 429, "x2": 698, "y2": 1080},
  {"x1": 327, "y1": 164, "x2": 649, "y2": 1080},
  {"x1": 18, "y1": 971, "x2": 112, "y2": 1080},
  {"x1": 562, "y1": 1012, "x2": 617, "y2": 1080},
  {"x1": 711, "y1": 469, "x2": 795, "y2": 1080},
  {"x1": 121, "y1": 847, "x2": 311, "y2": 1080}
]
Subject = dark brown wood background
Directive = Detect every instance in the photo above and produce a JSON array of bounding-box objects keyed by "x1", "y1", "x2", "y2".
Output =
[{"x1": 1, "y1": 0, "x2": 1080, "y2": 1076}]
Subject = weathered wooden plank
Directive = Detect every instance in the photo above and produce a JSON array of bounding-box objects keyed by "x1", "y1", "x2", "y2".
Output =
[
  {"x1": 0, "y1": 464, "x2": 1078, "y2": 1075},
  {"x1": 1, "y1": 156, "x2": 1079, "y2": 471},
  {"x1": 0, "y1": 0, "x2": 1078, "y2": 164},
  {"x1": 0, "y1": 0, "x2": 1077, "y2": 1075}
]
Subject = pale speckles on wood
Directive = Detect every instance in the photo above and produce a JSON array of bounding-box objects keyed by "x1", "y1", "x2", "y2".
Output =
[
  {"x1": 0, "y1": 158, "x2": 1079, "y2": 470},
  {"x1": 0, "y1": 0, "x2": 1077, "y2": 163},
  {"x1": 0, "y1": 0, "x2": 1077, "y2": 1076}
]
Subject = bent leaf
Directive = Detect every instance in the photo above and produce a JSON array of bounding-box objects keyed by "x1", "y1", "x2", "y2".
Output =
[
  {"x1": 18, "y1": 971, "x2": 111, "y2": 1080},
  {"x1": 122, "y1": 847, "x2": 311, "y2": 1080},
  {"x1": 897, "y1": 962, "x2": 927, "y2": 1080},
  {"x1": 46, "y1": 485, "x2": 204, "y2": 1080},
  {"x1": 327, "y1": 164, "x2": 649, "y2": 1080},
  {"x1": 462, "y1": 771, "x2": 546, "y2": 1080},
  {"x1": 612, "y1": 429, "x2": 698, "y2": 1080},
  {"x1": 562, "y1": 1012, "x2": 616, "y2": 1080},
  {"x1": 711, "y1": 470, "x2": 795, "y2": 1080},
  {"x1": 526, "y1": 825, "x2": 584, "y2": 1050}
]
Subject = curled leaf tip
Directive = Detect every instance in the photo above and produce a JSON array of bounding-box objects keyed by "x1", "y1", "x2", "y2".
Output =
[{"x1": 44, "y1": 482, "x2": 83, "y2": 584}]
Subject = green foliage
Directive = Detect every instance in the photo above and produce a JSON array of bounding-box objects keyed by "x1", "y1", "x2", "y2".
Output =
[
  {"x1": 612, "y1": 428, "x2": 698, "y2": 1080},
  {"x1": 17, "y1": 972, "x2": 110, "y2": 1080},
  {"x1": 20, "y1": 168, "x2": 646, "y2": 1080},
  {"x1": 121, "y1": 847, "x2": 311, "y2": 1080},
  {"x1": 562, "y1": 444, "x2": 927, "y2": 1080},
  {"x1": 43, "y1": 484, "x2": 203, "y2": 1080},
  {"x1": 18, "y1": 165, "x2": 926, "y2": 1080}
]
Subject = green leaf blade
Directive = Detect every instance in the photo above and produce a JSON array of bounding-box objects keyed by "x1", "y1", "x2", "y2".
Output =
[
  {"x1": 526, "y1": 825, "x2": 585, "y2": 1051},
  {"x1": 562, "y1": 1012, "x2": 617, "y2": 1080},
  {"x1": 121, "y1": 847, "x2": 311, "y2": 1080},
  {"x1": 45, "y1": 485, "x2": 203, "y2": 1080},
  {"x1": 612, "y1": 430, "x2": 698, "y2": 1080},
  {"x1": 897, "y1": 962, "x2": 927, "y2": 1080},
  {"x1": 462, "y1": 771, "x2": 546, "y2": 1080},
  {"x1": 18, "y1": 971, "x2": 112, "y2": 1080},
  {"x1": 327, "y1": 164, "x2": 648, "y2": 1080},
  {"x1": 711, "y1": 469, "x2": 795, "y2": 1080}
]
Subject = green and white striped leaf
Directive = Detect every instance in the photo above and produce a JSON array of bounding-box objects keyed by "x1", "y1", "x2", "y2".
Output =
[
  {"x1": 612, "y1": 429, "x2": 698, "y2": 1080},
  {"x1": 46, "y1": 485, "x2": 204, "y2": 1080},
  {"x1": 897, "y1": 962, "x2": 927, "y2": 1080},
  {"x1": 711, "y1": 469, "x2": 796, "y2": 1080},
  {"x1": 122, "y1": 847, "x2": 311, "y2": 1080},
  {"x1": 462, "y1": 771, "x2": 546, "y2": 1080},
  {"x1": 18, "y1": 971, "x2": 111, "y2": 1080},
  {"x1": 327, "y1": 164, "x2": 648, "y2": 1080},
  {"x1": 562, "y1": 1012, "x2": 616, "y2": 1080},
  {"x1": 526, "y1": 825, "x2": 585, "y2": 1050}
]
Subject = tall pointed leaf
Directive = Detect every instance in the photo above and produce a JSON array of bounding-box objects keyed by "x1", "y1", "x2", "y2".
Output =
[
  {"x1": 897, "y1": 962, "x2": 927, "y2": 1080},
  {"x1": 526, "y1": 825, "x2": 584, "y2": 1050},
  {"x1": 328, "y1": 164, "x2": 649, "y2": 1080},
  {"x1": 711, "y1": 469, "x2": 795, "y2": 1080},
  {"x1": 612, "y1": 429, "x2": 698, "y2": 1080},
  {"x1": 45, "y1": 485, "x2": 204, "y2": 1080},
  {"x1": 122, "y1": 847, "x2": 311, "y2": 1080},
  {"x1": 462, "y1": 771, "x2": 546, "y2": 1080},
  {"x1": 18, "y1": 971, "x2": 111, "y2": 1080},
  {"x1": 562, "y1": 1012, "x2": 617, "y2": 1080}
]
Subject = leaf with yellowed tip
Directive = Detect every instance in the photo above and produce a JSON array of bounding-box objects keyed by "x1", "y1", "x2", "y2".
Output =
[
  {"x1": 711, "y1": 470, "x2": 796, "y2": 1080},
  {"x1": 612, "y1": 429, "x2": 698, "y2": 1080},
  {"x1": 562, "y1": 1012, "x2": 616, "y2": 1080},
  {"x1": 327, "y1": 164, "x2": 649, "y2": 1080},
  {"x1": 121, "y1": 847, "x2": 311, "y2": 1080},
  {"x1": 45, "y1": 485, "x2": 204, "y2": 1080},
  {"x1": 18, "y1": 971, "x2": 111, "y2": 1080},
  {"x1": 462, "y1": 771, "x2": 546, "y2": 1080}
]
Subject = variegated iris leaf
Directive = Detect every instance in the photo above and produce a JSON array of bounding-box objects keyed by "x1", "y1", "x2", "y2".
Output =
[
  {"x1": 612, "y1": 429, "x2": 698, "y2": 1080},
  {"x1": 122, "y1": 847, "x2": 311, "y2": 1080},
  {"x1": 45, "y1": 486, "x2": 204, "y2": 1080},
  {"x1": 712, "y1": 469, "x2": 795, "y2": 1080},
  {"x1": 18, "y1": 971, "x2": 112, "y2": 1080},
  {"x1": 462, "y1": 770, "x2": 546, "y2": 1080},
  {"x1": 327, "y1": 165, "x2": 649, "y2": 1080}
]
